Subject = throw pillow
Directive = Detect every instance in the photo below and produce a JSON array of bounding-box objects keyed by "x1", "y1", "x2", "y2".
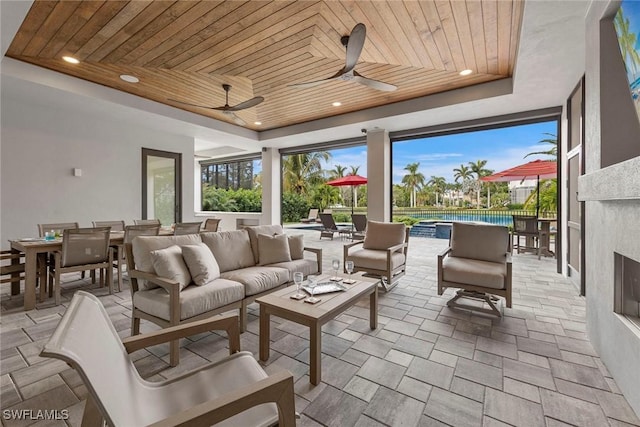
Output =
[
  {"x1": 181, "y1": 243, "x2": 221, "y2": 286},
  {"x1": 149, "y1": 245, "x2": 191, "y2": 290},
  {"x1": 258, "y1": 233, "x2": 292, "y2": 266},
  {"x1": 363, "y1": 220, "x2": 406, "y2": 250},
  {"x1": 288, "y1": 235, "x2": 304, "y2": 260}
]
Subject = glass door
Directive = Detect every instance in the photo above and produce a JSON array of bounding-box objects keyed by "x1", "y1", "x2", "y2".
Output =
[{"x1": 142, "y1": 148, "x2": 181, "y2": 226}]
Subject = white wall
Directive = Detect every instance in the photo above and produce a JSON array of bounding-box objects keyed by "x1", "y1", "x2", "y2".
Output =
[
  {"x1": 0, "y1": 82, "x2": 195, "y2": 247},
  {"x1": 580, "y1": 0, "x2": 640, "y2": 415}
]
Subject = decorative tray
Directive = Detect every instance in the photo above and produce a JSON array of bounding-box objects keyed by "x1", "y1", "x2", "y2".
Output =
[{"x1": 302, "y1": 281, "x2": 346, "y2": 295}]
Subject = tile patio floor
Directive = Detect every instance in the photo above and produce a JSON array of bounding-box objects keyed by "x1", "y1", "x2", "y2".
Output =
[{"x1": 1, "y1": 229, "x2": 639, "y2": 426}]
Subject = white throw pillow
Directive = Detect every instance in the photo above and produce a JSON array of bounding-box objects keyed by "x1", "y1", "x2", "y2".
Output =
[
  {"x1": 288, "y1": 235, "x2": 304, "y2": 260},
  {"x1": 181, "y1": 243, "x2": 220, "y2": 286},
  {"x1": 258, "y1": 233, "x2": 292, "y2": 266},
  {"x1": 149, "y1": 245, "x2": 191, "y2": 290}
]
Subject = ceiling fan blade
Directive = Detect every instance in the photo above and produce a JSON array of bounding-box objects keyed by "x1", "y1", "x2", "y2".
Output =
[
  {"x1": 353, "y1": 71, "x2": 397, "y2": 92},
  {"x1": 224, "y1": 96, "x2": 264, "y2": 111},
  {"x1": 223, "y1": 111, "x2": 247, "y2": 126},
  {"x1": 345, "y1": 23, "x2": 366, "y2": 72},
  {"x1": 168, "y1": 98, "x2": 215, "y2": 109},
  {"x1": 289, "y1": 69, "x2": 344, "y2": 89}
]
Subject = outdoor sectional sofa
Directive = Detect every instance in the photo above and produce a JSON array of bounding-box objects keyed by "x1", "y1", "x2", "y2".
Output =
[{"x1": 124, "y1": 224, "x2": 322, "y2": 365}]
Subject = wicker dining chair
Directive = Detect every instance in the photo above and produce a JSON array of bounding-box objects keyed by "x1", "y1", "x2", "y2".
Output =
[
  {"x1": 134, "y1": 219, "x2": 161, "y2": 226},
  {"x1": 203, "y1": 218, "x2": 221, "y2": 232},
  {"x1": 92, "y1": 220, "x2": 125, "y2": 232}
]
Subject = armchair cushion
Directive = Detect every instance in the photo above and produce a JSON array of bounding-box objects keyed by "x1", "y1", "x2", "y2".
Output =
[
  {"x1": 181, "y1": 243, "x2": 220, "y2": 286},
  {"x1": 363, "y1": 221, "x2": 406, "y2": 251},
  {"x1": 450, "y1": 222, "x2": 509, "y2": 263},
  {"x1": 201, "y1": 231, "x2": 256, "y2": 273},
  {"x1": 258, "y1": 234, "x2": 291, "y2": 266},
  {"x1": 288, "y1": 235, "x2": 305, "y2": 260},
  {"x1": 150, "y1": 245, "x2": 192, "y2": 290},
  {"x1": 347, "y1": 248, "x2": 406, "y2": 271},
  {"x1": 442, "y1": 257, "x2": 506, "y2": 290},
  {"x1": 133, "y1": 278, "x2": 245, "y2": 321},
  {"x1": 220, "y1": 266, "x2": 289, "y2": 296}
]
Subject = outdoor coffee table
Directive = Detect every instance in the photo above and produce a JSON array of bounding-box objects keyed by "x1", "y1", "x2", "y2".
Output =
[{"x1": 257, "y1": 274, "x2": 379, "y2": 385}]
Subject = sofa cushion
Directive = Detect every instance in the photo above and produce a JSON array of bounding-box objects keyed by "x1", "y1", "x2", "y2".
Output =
[
  {"x1": 133, "y1": 279, "x2": 244, "y2": 321},
  {"x1": 149, "y1": 245, "x2": 191, "y2": 291},
  {"x1": 442, "y1": 256, "x2": 506, "y2": 289},
  {"x1": 258, "y1": 234, "x2": 291, "y2": 266},
  {"x1": 268, "y1": 259, "x2": 319, "y2": 278},
  {"x1": 363, "y1": 221, "x2": 406, "y2": 251},
  {"x1": 450, "y1": 222, "x2": 509, "y2": 264},
  {"x1": 246, "y1": 225, "x2": 284, "y2": 263},
  {"x1": 181, "y1": 243, "x2": 220, "y2": 286},
  {"x1": 201, "y1": 230, "x2": 255, "y2": 273},
  {"x1": 132, "y1": 234, "x2": 203, "y2": 290},
  {"x1": 288, "y1": 235, "x2": 305, "y2": 260},
  {"x1": 346, "y1": 248, "x2": 406, "y2": 272},
  {"x1": 220, "y1": 266, "x2": 289, "y2": 296}
]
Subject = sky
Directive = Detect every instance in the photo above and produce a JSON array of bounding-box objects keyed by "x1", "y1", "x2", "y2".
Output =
[{"x1": 322, "y1": 120, "x2": 557, "y2": 184}]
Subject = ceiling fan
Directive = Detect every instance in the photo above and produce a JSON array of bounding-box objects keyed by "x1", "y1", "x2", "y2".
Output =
[
  {"x1": 169, "y1": 84, "x2": 263, "y2": 126},
  {"x1": 290, "y1": 23, "x2": 397, "y2": 92}
]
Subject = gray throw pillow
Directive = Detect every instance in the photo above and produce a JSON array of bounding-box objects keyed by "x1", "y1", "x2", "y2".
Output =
[
  {"x1": 149, "y1": 245, "x2": 191, "y2": 290},
  {"x1": 181, "y1": 243, "x2": 220, "y2": 286},
  {"x1": 258, "y1": 233, "x2": 292, "y2": 265},
  {"x1": 288, "y1": 235, "x2": 305, "y2": 260}
]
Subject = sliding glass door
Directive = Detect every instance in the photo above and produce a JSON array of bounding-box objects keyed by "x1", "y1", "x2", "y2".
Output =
[{"x1": 142, "y1": 148, "x2": 181, "y2": 225}]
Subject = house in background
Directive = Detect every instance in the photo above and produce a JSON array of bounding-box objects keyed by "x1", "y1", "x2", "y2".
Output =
[{"x1": 2, "y1": 0, "x2": 640, "y2": 418}]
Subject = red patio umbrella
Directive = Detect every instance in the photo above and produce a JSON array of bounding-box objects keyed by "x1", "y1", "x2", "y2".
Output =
[
  {"x1": 326, "y1": 174, "x2": 367, "y2": 216},
  {"x1": 481, "y1": 160, "x2": 557, "y2": 216}
]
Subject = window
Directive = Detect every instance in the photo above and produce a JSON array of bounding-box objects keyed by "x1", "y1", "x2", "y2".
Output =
[{"x1": 200, "y1": 156, "x2": 261, "y2": 212}]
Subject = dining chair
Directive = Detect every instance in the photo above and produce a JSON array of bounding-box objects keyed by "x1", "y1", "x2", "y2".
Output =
[
  {"x1": 173, "y1": 221, "x2": 203, "y2": 235},
  {"x1": 202, "y1": 217, "x2": 221, "y2": 232},
  {"x1": 134, "y1": 219, "x2": 161, "y2": 226},
  {"x1": 40, "y1": 291, "x2": 296, "y2": 427},
  {"x1": 48, "y1": 227, "x2": 113, "y2": 305},
  {"x1": 511, "y1": 215, "x2": 541, "y2": 257},
  {"x1": 37, "y1": 222, "x2": 81, "y2": 299},
  {"x1": 109, "y1": 224, "x2": 161, "y2": 292},
  {"x1": 1, "y1": 250, "x2": 25, "y2": 295},
  {"x1": 92, "y1": 220, "x2": 125, "y2": 232}
]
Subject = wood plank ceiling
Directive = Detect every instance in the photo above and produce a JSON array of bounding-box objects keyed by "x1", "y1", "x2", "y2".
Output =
[{"x1": 6, "y1": 0, "x2": 524, "y2": 131}]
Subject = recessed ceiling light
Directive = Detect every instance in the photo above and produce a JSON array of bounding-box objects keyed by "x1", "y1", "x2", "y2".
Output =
[
  {"x1": 332, "y1": 102, "x2": 342, "y2": 107},
  {"x1": 120, "y1": 74, "x2": 139, "y2": 83},
  {"x1": 254, "y1": 121, "x2": 262, "y2": 125},
  {"x1": 459, "y1": 69, "x2": 473, "y2": 76},
  {"x1": 62, "y1": 56, "x2": 79, "y2": 64}
]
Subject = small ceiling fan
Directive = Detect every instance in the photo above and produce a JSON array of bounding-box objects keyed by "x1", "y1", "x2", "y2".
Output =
[
  {"x1": 290, "y1": 23, "x2": 397, "y2": 92},
  {"x1": 169, "y1": 84, "x2": 263, "y2": 126}
]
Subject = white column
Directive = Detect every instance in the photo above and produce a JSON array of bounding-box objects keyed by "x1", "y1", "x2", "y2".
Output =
[
  {"x1": 366, "y1": 129, "x2": 391, "y2": 222},
  {"x1": 261, "y1": 148, "x2": 281, "y2": 225}
]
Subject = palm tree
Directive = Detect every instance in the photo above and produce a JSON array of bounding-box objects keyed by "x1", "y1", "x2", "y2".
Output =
[
  {"x1": 428, "y1": 176, "x2": 447, "y2": 206},
  {"x1": 282, "y1": 152, "x2": 330, "y2": 194},
  {"x1": 468, "y1": 160, "x2": 490, "y2": 207},
  {"x1": 348, "y1": 165, "x2": 362, "y2": 207},
  {"x1": 401, "y1": 163, "x2": 425, "y2": 208},
  {"x1": 615, "y1": 7, "x2": 640, "y2": 78},
  {"x1": 524, "y1": 133, "x2": 558, "y2": 159},
  {"x1": 453, "y1": 164, "x2": 472, "y2": 206},
  {"x1": 329, "y1": 164, "x2": 347, "y2": 179}
]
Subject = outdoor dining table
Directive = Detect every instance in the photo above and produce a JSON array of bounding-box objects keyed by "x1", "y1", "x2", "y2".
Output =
[{"x1": 9, "y1": 229, "x2": 172, "y2": 311}]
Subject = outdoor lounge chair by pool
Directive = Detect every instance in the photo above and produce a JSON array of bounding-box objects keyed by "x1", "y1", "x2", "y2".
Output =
[
  {"x1": 301, "y1": 208, "x2": 320, "y2": 223},
  {"x1": 319, "y1": 213, "x2": 350, "y2": 239}
]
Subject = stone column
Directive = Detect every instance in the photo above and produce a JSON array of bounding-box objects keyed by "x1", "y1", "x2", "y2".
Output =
[{"x1": 366, "y1": 129, "x2": 391, "y2": 222}]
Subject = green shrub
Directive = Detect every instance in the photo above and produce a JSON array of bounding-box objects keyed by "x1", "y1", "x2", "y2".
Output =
[
  {"x1": 282, "y1": 192, "x2": 310, "y2": 222},
  {"x1": 333, "y1": 212, "x2": 351, "y2": 223}
]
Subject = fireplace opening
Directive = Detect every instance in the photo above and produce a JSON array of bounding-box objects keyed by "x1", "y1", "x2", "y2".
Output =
[{"x1": 614, "y1": 252, "x2": 640, "y2": 330}]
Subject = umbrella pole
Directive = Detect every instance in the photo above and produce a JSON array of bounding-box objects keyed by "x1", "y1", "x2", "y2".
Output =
[{"x1": 536, "y1": 175, "x2": 540, "y2": 217}]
